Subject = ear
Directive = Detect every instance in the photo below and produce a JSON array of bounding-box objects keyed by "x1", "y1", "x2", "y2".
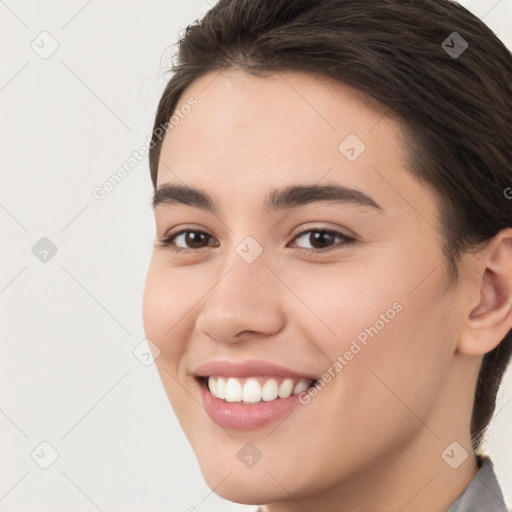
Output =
[{"x1": 458, "y1": 228, "x2": 512, "y2": 356}]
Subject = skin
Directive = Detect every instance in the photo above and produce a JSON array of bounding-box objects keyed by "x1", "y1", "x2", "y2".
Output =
[{"x1": 142, "y1": 68, "x2": 512, "y2": 512}]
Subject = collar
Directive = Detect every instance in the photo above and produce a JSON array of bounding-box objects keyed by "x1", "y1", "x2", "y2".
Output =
[{"x1": 446, "y1": 454, "x2": 509, "y2": 511}]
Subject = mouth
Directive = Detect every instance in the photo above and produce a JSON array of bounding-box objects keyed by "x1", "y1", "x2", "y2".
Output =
[
  {"x1": 192, "y1": 359, "x2": 321, "y2": 429},
  {"x1": 195, "y1": 374, "x2": 319, "y2": 430},
  {"x1": 196, "y1": 375, "x2": 319, "y2": 404}
]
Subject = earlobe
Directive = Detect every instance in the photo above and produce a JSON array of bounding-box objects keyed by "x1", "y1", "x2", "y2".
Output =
[{"x1": 459, "y1": 229, "x2": 512, "y2": 356}]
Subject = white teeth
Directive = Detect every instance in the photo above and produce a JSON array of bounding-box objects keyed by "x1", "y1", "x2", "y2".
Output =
[
  {"x1": 243, "y1": 378, "x2": 262, "y2": 403},
  {"x1": 278, "y1": 378, "x2": 294, "y2": 399},
  {"x1": 207, "y1": 376, "x2": 314, "y2": 403},
  {"x1": 261, "y1": 379, "x2": 278, "y2": 401},
  {"x1": 225, "y1": 377, "x2": 243, "y2": 402},
  {"x1": 208, "y1": 376, "x2": 217, "y2": 396},
  {"x1": 292, "y1": 379, "x2": 310, "y2": 395},
  {"x1": 215, "y1": 377, "x2": 226, "y2": 399}
]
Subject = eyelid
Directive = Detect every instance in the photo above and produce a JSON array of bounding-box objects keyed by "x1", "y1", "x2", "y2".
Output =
[
  {"x1": 290, "y1": 222, "x2": 357, "y2": 240},
  {"x1": 290, "y1": 227, "x2": 356, "y2": 251},
  {"x1": 161, "y1": 222, "x2": 356, "y2": 240},
  {"x1": 158, "y1": 224, "x2": 357, "y2": 254},
  {"x1": 159, "y1": 224, "x2": 215, "y2": 244}
]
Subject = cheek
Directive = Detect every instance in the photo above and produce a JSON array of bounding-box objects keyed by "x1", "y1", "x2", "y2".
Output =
[
  {"x1": 142, "y1": 262, "x2": 199, "y2": 420},
  {"x1": 293, "y1": 251, "x2": 452, "y2": 418},
  {"x1": 282, "y1": 258, "x2": 399, "y2": 348},
  {"x1": 142, "y1": 261, "x2": 193, "y2": 363},
  {"x1": 332, "y1": 280, "x2": 454, "y2": 442}
]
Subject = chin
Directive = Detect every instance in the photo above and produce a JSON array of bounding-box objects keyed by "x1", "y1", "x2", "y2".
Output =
[
  {"x1": 195, "y1": 449, "x2": 315, "y2": 507},
  {"x1": 199, "y1": 466, "x2": 281, "y2": 506}
]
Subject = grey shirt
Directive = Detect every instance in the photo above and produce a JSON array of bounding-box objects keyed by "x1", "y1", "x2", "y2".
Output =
[
  {"x1": 253, "y1": 455, "x2": 510, "y2": 512},
  {"x1": 446, "y1": 454, "x2": 510, "y2": 512}
]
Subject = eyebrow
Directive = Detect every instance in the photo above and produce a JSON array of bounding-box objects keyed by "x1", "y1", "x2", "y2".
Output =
[{"x1": 152, "y1": 182, "x2": 384, "y2": 213}]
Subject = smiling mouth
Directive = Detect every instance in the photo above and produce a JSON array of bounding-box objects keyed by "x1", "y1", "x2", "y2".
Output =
[{"x1": 197, "y1": 375, "x2": 319, "y2": 404}]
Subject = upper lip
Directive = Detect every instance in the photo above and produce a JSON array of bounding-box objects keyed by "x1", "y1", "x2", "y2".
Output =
[{"x1": 194, "y1": 359, "x2": 318, "y2": 381}]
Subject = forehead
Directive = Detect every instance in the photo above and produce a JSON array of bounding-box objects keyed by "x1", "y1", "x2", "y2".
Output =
[{"x1": 156, "y1": 69, "x2": 435, "y2": 220}]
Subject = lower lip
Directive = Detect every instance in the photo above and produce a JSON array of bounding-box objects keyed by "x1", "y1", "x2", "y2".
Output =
[{"x1": 198, "y1": 378, "x2": 309, "y2": 430}]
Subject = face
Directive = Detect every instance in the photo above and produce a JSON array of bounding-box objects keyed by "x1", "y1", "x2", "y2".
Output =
[{"x1": 143, "y1": 69, "x2": 473, "y2": 505}]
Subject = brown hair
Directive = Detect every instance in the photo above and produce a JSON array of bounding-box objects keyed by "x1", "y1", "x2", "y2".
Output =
[{"x1": 148, "y1": 0, "x2": 512, "y2": 451}]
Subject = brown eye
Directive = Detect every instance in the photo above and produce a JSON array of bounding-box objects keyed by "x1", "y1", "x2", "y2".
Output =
[
  {"x1": 160, "y1": 229, "x2": 218, "y2": 252},
  {"x1": 291, "y1": 229, "x2": 356, "y2": 253}
]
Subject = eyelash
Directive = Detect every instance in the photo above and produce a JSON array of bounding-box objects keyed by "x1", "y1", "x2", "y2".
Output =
[{"x1": 157, "y1": 227, "x2": 356, "y2": 255}]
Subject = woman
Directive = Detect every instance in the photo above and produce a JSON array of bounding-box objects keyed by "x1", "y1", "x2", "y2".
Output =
[{"x1": 142, "y1": 0, "x2": 512, "y2": 510}]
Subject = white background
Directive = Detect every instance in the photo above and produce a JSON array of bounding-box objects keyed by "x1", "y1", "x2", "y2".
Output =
[{"x1": 1, "y1": 1, "x2": 511, "y2": 511}]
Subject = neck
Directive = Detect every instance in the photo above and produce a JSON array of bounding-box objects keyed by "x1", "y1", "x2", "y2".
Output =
[{"x1": 259, "y1": 429, "x2": 479, "y2": 512}]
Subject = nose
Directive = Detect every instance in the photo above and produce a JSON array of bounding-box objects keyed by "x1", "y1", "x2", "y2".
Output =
[{"x1": 194, "y1": 248, "x2": 286, "y2": 343}]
